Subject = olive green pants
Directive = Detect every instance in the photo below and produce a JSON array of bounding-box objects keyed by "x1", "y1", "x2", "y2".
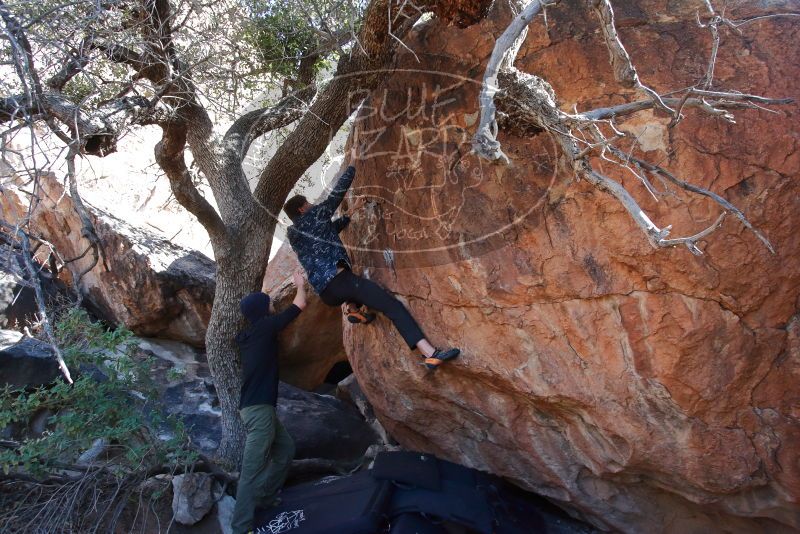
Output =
[{"x1": 231, "y1": 404, "x2": 295, "y2": 534}]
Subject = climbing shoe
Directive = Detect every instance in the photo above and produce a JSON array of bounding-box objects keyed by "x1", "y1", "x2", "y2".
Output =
[
  {"x1": 423, "y1": 348, "x2": 460, "y2": 370},
  {"x1": 346, "y1": 309, "x2": 376, "y2": 324}
]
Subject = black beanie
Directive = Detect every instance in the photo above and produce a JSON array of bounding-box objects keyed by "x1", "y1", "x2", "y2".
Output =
[{"x1": 240, "y1": 292, "x2": 270, "y2": 324}]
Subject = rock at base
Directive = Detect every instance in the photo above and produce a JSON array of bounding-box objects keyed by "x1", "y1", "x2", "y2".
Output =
[
  {"x1": 137, "y1": 336, "x2": 380, "y2": 464},
  {"x1": 336, "y1": 374, "x2": 395, "y2": 446},
  {"x1": 215, "y1": 495, "x2": 236, "y2": 534},
  {"x1": 278, "y1": 382, "x2": 380, "y2": 463},
  {"x1": 0, "y1": 244, "x2": 69, "y2": 330},
  {"x1": 0, "y1": 329, "x2": 23, "y2": 350},
  {"x1": 0, "y1": 337, "x2": 59, "y2": 388},
  {"x1": 171, "y1": 472, "x2": 214, "y2": 525}
]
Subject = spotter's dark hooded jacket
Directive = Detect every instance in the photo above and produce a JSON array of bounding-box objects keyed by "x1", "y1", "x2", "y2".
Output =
[{"x1": 236, "y1": 292, "x2": 300, "y2": 408}]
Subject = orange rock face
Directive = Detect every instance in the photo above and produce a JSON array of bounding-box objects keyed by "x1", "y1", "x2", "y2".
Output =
[{"x1": 340, "y1": 1, "x2": 800, "y2": 532}]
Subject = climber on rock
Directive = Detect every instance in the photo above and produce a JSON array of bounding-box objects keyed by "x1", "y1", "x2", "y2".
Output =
[
  {"x1": 231, "y1": 271, "x2": 307, "y2": 534},
  {"x1": 282, "y1": 145, "x2": 459, "y2": 370}
]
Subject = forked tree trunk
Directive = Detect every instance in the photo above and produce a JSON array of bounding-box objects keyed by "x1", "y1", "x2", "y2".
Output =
[{"x1": 207, "y1": 220, "x2": 274, "y2": 465}]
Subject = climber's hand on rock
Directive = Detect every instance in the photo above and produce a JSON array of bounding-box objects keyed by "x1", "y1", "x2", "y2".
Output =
[{"x1": 292, "y1": 271, "x2": 307, "y2": 310}]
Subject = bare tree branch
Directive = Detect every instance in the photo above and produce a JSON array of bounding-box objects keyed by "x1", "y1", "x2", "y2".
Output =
[
  {"x1": 223, "y1": 84, "x2": 317, "y2": 163},
  {"x1": 91, "y1": 41, "x2": 148, "y2": 73},
  {"x1": 473, "y1": 0, "x2": 548, "y2": 162},
  {"x1": 0, "y1": 91, "x2": 152, "y2": 156},
  {"x1": 7, "y1": 225, "x2": 73, "y2": 383},
  {"x1": 730, "y1": 12, "x2": 800, "y2": 27},
  {"x1": 611, "y1": 151, "x2": 775, "y2": 253},
  {"x1": 46, "y1": 37, "x2": 94, "y2": 91},
  {"x1": 0, "y1": 0, "x2": 44, "y2": 107},
  {"x1": 64, "y1": 148, "x2": 109, "y2": 293},
  {"x1": 153, "y1": 122, "x2": 227, "y2": 242},
  {"x1": 697, "y1": 0, "x2": 721, "y2": 89},
  {"x1": 581, "y1": 93, "x2": 792, "y2": 121},
  {"x1": 473, "y1": 0, "x2": 789, "y2": 256},
  {"x1": 589, "y1": 0, "x2": 672, "y2": 113},
  {"x1": 658, "y1": 211, "x2": 725, "y2": 255},
  {"x1": 103, "y1": 0, "x2": 238, "y2": 242}
]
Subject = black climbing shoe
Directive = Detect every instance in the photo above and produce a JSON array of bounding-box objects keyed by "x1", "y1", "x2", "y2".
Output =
[
  {"x1": 423, "y1": 348, "x2": 460, "y2": 370},
  {"x1": 346, "y1": 309, "x2": 376, "y2": 324}
]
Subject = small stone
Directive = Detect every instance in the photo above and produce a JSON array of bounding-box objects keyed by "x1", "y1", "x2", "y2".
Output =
[
  {"x1": 171, "y1": 472, "x2": 214, "y2": 525},
  {"x1": 215, "y1": 495, "x2": 236, "y2": 534}
]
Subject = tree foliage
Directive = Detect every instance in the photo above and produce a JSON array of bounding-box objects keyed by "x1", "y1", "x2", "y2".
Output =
[{"x1": 243, "y1": 0, "x2": 360, "y2": 79}]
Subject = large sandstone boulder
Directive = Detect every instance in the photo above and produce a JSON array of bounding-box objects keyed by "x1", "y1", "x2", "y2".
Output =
[
  {"x1": 1, "y1": 173, "x2": 215, "y2": 347},
  {"x1": 263, "y1": 242, "x2": 347, "y2": 390},
  {"x1": 340, "y1": 2, "x2": 800, "y2": 533}
]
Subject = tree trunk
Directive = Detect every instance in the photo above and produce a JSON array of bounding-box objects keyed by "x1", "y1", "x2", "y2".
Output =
[{"x1": 208, "y1": 221, "x2": 273, "y2": 465}]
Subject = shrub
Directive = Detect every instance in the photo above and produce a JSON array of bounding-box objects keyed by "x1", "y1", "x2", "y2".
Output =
[{"x1": 0, "y1": 308, "x2": 196, "y2": 477}]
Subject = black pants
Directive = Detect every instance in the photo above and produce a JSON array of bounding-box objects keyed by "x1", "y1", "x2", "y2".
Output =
[{"x1": 320, "y1": 270, "x2": 425, "y2": 349}]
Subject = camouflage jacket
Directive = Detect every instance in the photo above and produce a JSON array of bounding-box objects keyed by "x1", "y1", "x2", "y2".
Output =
[{"x1": 287, "y1": 166, "x2": 355, "y2": 294}]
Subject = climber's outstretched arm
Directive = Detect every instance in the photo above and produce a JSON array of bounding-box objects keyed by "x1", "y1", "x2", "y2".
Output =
[{"x1": 316, "y1": 146, "x2": 358, "y2": 219}]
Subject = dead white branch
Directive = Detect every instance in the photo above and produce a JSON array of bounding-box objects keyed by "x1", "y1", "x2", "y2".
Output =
[
  {"x1": 581, "y1": 167, "x2": 729, "y2": 255},
  {"x1": 589, "y1": 0, "x2": 672, "y2": 113},
  {"x1": 697, "y1": 0, "x2": 722, "y2": 89},
  {"x1": 473, "y1": 0, "x2": 789, "y2": 255},
  {"x1": 614, "y1": 152, "x2": 775, "y2": 253},
  {"x1": 581, "y1": 93, "x2": 792, "y2": 121},
  {"x1": 13, "y1": 226, "x2": 73, "y2": 384},
  {"x1": 658, "y1": 212, "x2": 725, "y2": 255},
  {"x1": 730, "y1": 13, "x2": 800, "y2": 27},
  {"x1": 581, "y1": 168, "x2": 666, "y2": 244},
  {"x1": 473, "y1": 0, "x2": 549, "y2": 162}
]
